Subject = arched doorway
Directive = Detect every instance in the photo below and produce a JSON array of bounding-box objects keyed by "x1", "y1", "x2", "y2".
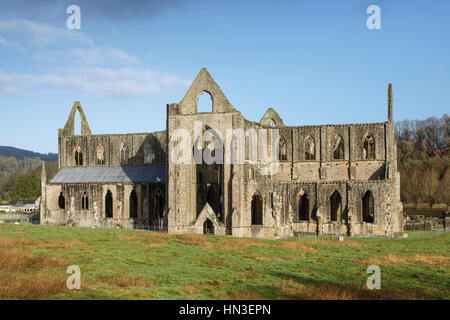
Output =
[{"x1": 203, "y1": 219, "x2": 214, "y2": 235}]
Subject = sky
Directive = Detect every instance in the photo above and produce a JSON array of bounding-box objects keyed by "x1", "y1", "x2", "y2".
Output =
[{"x1": 0, "y1": 0, "x2": 449, "y2": 153}]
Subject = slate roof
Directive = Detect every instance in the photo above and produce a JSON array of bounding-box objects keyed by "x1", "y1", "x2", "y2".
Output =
[{"x1": 50, "y1": 165, "x2": 166, "y2": 184}]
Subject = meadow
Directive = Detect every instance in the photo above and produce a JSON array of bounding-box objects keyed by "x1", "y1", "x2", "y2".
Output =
[{"x1": 0, "y1": 224, "x2": 448, "y2": 300}]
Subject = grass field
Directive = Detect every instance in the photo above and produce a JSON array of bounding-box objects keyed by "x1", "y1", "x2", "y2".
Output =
[{"x1": 0, "y1": 224, "x2": 449, "y2": 300}]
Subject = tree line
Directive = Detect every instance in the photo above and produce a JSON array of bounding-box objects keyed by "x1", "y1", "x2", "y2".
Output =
[{"x1": 396, "y1": 114, "x2": 449, "y2": 210}]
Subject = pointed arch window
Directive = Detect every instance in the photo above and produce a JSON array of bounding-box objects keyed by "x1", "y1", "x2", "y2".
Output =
[
  {"x1": 58, "y1": 192, "x2": 65, "y2": 209},
  {"x1": 81, "y1": 192, "x2": 89, "y2": 210},
  {"x1": 330, "y1": 190, "x2": 342, "y2": 222},
  {"x1": 279, "y1": 137, "x2": 287, "y2": 161},
  {"x1": 144, "y1": 144, "x2": 154, "y2": 164},
  {"x1": 120, "y1": 144, "x2": 129, "y2": 164},
  {"x1": 363, "y1": 134, "x2": 375, "y2": 159},
  {"x1": 305, "y1": 136, "x2": 315, "y2": 160},
  {"x1": 97, "y1": 144, "x2": 105, "y2": 165},
  {"x1": 251, "y1": 192, "x2": 263, "y2": 225},
  {"x1": 74, "y1": 145, "x2": 83, "y2": 166},
  {"x1": 130, "y1": 189, "x2": 137, "y2": 219},
  {"x1": 298, "y1": 191, "x2": 309, "y2": 220},
  {"x1": 333, "y1": 135, "x2": 344, "y2": 160},
  {"x1": 362, "y1": 191, "x2": 375, "y2": 223},
  {"x1": 105, "y1": 190, "x2": 113, "y2": 218}
]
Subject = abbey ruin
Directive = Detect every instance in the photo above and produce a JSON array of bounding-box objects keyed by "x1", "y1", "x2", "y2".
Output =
[{"x1": 40, "y1": 69, "x2": 403, "y2": 238}]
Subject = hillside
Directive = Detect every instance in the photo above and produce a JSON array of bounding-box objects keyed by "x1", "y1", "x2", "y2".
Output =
[
  {"x1": 0, "y1": 146, "x2": 57, "y2": 162},
  {"x1": 0, "y1": 146, "x2": 58, "y2": 202}
]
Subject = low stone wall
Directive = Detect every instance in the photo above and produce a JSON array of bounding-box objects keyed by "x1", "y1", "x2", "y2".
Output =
[
  {"x1": 404, "y1": 221, "x2": 432, "y2": 231},
  {"x1": 0, "y1": 213, "x2": 39, "y2": 224}
]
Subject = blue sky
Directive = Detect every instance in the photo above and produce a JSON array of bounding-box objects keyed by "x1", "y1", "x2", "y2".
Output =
[{"x1": 0, "y1": 0, "x2": 448, "y2": 153}]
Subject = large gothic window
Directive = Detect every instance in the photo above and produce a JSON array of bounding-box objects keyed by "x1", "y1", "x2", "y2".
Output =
[
  {"x1": 97, "y1": 144, "x2": 105, "y2": 165},
  {"x1": 279, "y1": 137, "x2": 287, "y2": 161},
  {"x1": 305, "y1": 136, "x2": 315, "y2": 160},
  {"x1": 251, "y1": 192, "x2": 263, "y2": 225},
  {"x1": 81, "y1": 192, "x2": 89, "y2": 210},
  {"x1": 120, "y1": 143, "x2": 129, "y2": 164},
  {"x1": 330, "y1": 190, "x2": 342, "y2": 222},
  {"x1": 74, "y1": 145, "x2": 83, "y2": 166},
  {"x1": 58, "y1": 192, "x2": 65, "y2": 209},
  {"x1": 130, "y1": 189, "x2": 137, "y2": 219},
  {"x1": 362, "y1": 191, "x2": 375, "y2": 223},
  {"x1": 363, "y1": 134, "x2": 375, "y2": 159},
  {"x1": 105, "y1": 190, "x2": 113, "y2": 218},
  {"x1": 144, "y1": 144, "x2": 154, "y2": 164},
  {"x1": 298, "y1": 192, "x2": 309, "y2": 221},
  {"x1": 333, "y1": 135, "x2": 344, "y2": 160}
]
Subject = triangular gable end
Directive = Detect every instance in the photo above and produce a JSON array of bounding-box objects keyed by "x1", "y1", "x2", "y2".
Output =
[
  {"x1": 62, "y1": 101, "x2": 92, "y2": 136},
  {"x1": 194, "y1": 202, "x2": 224, "y2": 230},
  {"x1": 180, "y1": 68, "x2": 237, "y2": 114},
  {"x1": 259, "y1": 107, "x2": 285, "y2": 127}
]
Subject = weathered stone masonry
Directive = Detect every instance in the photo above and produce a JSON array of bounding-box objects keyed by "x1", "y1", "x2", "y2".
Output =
[{"x1": 41, "y1": 69, "x2": 403, "y2": 238}]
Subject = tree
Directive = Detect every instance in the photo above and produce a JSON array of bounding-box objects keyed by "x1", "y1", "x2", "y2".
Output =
[{"x1": 422, "y1": 168, "x2": 440, "y2": 209}]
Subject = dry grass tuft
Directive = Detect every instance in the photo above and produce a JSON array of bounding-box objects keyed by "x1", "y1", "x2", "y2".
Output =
[
  {"x1": 363, "y1": 254, "x2": 450, "y2": 266},
  {"x1": 116, "y1": 231, "x2": 170, "y2": 241},
  {"x1": 98, "y1": 275, "x2": 155, "y2": 288},
  {"x1": 0, "y1": 235, "x2": 87, "y2": 249},
  {"x1": 218, "y1": 237, "x2": 266, "y2": 248},
  {"x1": 203, "y1": 257, "x2": 230, "y2": 266},
  {"x1": 226, "y1": 290, "x2": 268, "y2": 300},
  {"x1": 177, "y1": 234, "x2": 213, "y2": 247},
  {"x1": 0, "y1": 272, "x2": 68, "y2": 299},
  {"x1": 183, "y1": 280, "x2": 225, "y2": 296},
  {"x1": 307, "y1": 239, "x2": 362, "y2": 247},
  {"x1": 280, "y1": 279, "x2": 419, "y2": 300},
  {"x1": 0, "y1": 248, "x2": 66, "y2": 271},
  {"x1": 277, "y1": 241, "x2": 317, "y2": 252}
]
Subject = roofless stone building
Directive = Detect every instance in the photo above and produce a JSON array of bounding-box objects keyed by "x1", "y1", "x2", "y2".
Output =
[{"x1": 40, "y1": 69, "x2": 403, "y2": 238}]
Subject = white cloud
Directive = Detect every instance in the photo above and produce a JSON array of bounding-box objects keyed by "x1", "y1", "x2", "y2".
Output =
[
  {"x1": 0, "y1": 19, "x2": 93, "y2": 47},
  {"x1": 0, "y1": 67, "x2": 190, "y2": 97}
]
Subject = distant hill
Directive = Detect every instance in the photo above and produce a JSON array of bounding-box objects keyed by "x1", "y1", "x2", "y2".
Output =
[{"x1": 0, "y1": 146, "x2": 57, "y2": 162}]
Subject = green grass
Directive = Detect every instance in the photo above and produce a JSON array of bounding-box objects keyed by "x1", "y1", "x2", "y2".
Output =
[{"x1": 0, "y1": 224, "x2": 449, "y2": 300}]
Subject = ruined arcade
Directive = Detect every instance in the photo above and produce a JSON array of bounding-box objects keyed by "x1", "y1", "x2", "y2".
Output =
[{"x1": 40, "y1": 69, "x2": 403, "y2": 238}]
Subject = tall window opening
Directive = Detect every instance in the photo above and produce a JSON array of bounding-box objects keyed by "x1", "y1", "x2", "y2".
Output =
[
  {"x1": 333, "y1": 135, "x2": 344, "y2": 160},
  {"x1": 105, "y1": 190, "x2": 113, "y2": 218},
  {"x1": 363, "y1": 134, "x2": 375, "y2": 159},
  {"x1": 251, "y1": 192, "x2": 263, "y2": 225},
  {"x1": 97, "y1": 144, "x2": 105, "y2": 165},
  {"x1": 121, "y1": 144, "x2": 129, "y2": 164},
  {"x1": 305, "y1": 136, "x2": 315, "y2": 160},
  {"x1": 74, "y1": 145, "x2": 83, "y2": 166},
  {"x1": 130, "y1": 189, "x2": 137, "y2": 218},
  {"x1": 144, "y1": 144, "x2": 153, "y2": 164},
  {"x1": 362, "y1": 191, "x2": 375, "y2": 223},
  {"x1": 58, "y1": 192, "x2": 65, "y2": 209},
  {"x1": 298, "y1": 192, "x2": 309, "y2": 220},
  {"x1": 330, "y1": 190, "x2": 342, "y2": 222},
  {"x1": 279, "y1": 137, "x2": 287, "y2": 161},
  {"x1": 81, "y1": 192, "x2": 89, "y2": 210}
]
